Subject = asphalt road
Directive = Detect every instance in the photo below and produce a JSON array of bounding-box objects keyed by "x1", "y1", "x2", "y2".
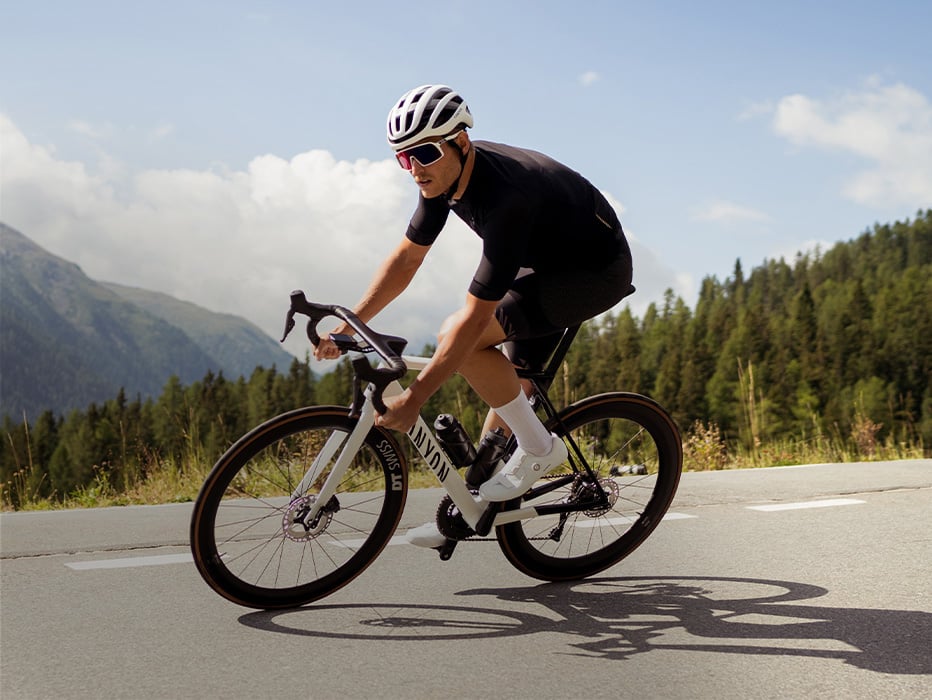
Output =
[{"x1": 2, "y1": 460, "x2": 930, "y2": 699}]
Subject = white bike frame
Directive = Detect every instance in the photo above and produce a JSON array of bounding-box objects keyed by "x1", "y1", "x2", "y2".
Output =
[{"x1": 294, "y1": 352, "x2": 538, "y2": 530}]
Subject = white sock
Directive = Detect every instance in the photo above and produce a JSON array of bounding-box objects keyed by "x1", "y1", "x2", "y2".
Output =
[{"x1": 492, "y1": 391, "x2": 553, "y2": 456}]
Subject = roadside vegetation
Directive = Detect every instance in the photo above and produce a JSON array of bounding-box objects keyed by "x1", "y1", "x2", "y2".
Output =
[
  {"x1": 3, "y1": 212, "x2": 929, "y2": 510},
  {"x1": 3, "y1": 414, "x2": 922, "y2": 511}
]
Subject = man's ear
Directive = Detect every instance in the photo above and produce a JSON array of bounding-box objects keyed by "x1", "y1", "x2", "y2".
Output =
[{"x1": 455, "y1": 131, "x2": 471, "y2": 155}]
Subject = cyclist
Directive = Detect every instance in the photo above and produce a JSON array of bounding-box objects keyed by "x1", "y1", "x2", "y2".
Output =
[{"x1": 314, "y1": 84, "x2": 634, "y2": 547}]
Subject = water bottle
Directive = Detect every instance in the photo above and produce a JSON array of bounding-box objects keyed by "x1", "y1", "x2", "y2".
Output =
[
  {"x1": 434, "y1": 414, "x2": 477, "y2": 467},
  {"x1": 465, "y1": 427, "x2": 509, "y2": 487}
]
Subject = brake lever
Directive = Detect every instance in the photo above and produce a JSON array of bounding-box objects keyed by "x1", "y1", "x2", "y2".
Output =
[{"x1": 280, "y1": 309, "x2": 296, "y2": 343}]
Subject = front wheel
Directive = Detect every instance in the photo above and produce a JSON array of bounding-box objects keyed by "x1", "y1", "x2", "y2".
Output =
[
  {"x1": 496, "y1": 393, "x2": 682, "y2": 581},
  {"x1": 190, "y1": 406, "x2": 408, "y2": 609}
]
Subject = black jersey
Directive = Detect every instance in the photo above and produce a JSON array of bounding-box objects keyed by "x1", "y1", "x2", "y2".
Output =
[{"x1": 404, "y1": 141, "x2": 625, "y2": 301}]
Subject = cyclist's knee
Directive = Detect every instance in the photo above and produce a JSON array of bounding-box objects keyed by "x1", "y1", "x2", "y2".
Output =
[
  {"x1": 438, "y1": 310, "x2": 507, "y2": 350},
  {"x1": 437, "y1": 309, "x2": 464, "y2": 345}
]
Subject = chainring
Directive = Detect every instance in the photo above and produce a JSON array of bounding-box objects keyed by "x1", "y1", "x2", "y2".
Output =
[{"x1": 435, "y1": 494, "x2": 477, "y2": 540}]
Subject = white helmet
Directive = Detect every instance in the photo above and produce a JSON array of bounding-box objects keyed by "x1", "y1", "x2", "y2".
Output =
[{"x1": 386, "y1": 84, "x2": 473, "y2": 151}]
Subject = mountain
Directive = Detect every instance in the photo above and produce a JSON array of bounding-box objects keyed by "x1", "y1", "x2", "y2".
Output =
[
  {"x1": 102, "y1": 282, "x2": 293, "y2": 380},
  {"x1": 0, "y1": 223, "x2": 294, "y2": 420}
]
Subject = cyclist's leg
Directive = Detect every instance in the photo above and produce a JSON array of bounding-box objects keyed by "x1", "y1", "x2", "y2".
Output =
[
  {"x1": 440, "y1": 301, "x2": 553, "y2": 456},
  {"x1": 437, "y1": 309, "x2": 518, "y2": 409},
  {"x1": 405, "y1": 313, "x2": 521, "y2": 548},
  {"x1": 490, "y1": 257, "x2": 634, "y2": 421},
  {"x1": 477, "y1": 260, "x2": 636, "y2": 500}
]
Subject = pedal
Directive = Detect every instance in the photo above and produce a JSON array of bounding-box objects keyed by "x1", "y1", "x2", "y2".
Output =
[{"x1": 435, "y1": 538, "x2": 458, "y2": 561}]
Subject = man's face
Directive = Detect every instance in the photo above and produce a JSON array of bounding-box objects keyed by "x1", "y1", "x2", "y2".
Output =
[{"x1": 408, "y1": 137, "x2": 464, "y2": 199}]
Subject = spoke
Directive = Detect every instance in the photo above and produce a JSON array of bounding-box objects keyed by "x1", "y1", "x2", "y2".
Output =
[{"x1": 215, "y1": 508, "x2": 283, "y2": 547}]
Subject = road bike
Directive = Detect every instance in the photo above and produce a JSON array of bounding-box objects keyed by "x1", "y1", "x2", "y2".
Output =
[{"x1": 190, "y1": 291, "x2": 683, "y2": 609}]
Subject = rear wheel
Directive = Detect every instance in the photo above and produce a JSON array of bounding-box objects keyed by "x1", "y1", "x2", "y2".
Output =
[
  {"x1": 496, "y1": 393, "x2": 682, "y2": 580},
  {"x1": 190, "y1": 406, "x2": 407, "y2": 609}
]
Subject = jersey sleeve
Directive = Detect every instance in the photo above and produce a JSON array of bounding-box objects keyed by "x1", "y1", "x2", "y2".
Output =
[
  {"x1": 405, "y1": 194, "x2": 450, "y2": 246},
  {"x1": 466, "y1": 196, "x2": 532, "y2": 301}
]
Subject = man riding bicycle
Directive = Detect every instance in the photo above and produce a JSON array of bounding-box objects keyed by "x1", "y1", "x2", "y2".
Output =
[{"x1": 314, "y1": 84, "x2": 634, "y2": 547}]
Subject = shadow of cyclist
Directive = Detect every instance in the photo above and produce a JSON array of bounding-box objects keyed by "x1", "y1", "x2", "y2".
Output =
[
  {"x1": 458, "y1": 576, "x2": 932, "y2": 675},
  {"x1": 239, "y1": 575, "x2": 931, "y2": 676}
]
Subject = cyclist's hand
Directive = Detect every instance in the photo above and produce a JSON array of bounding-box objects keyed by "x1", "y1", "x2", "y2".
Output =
[
  {"x1": 313, "y1": 335, "x2": 341, "y2": 361},
  {"x1": 375, "y1": 390, "x2": 421, "y2": 433}
]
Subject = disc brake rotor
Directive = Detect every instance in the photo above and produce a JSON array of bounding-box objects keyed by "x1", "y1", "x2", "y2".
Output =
[
  {"x1": 282, "y1": 495, "x2": 333, "y2": 542},
  {"x1": 583, "y1": 478, "x2": 619, "y2": 517}
]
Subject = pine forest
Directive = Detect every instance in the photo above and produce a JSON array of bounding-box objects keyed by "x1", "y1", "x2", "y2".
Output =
[{"x1": 2, "y1": 212, "x2": 930, "y2": 509}]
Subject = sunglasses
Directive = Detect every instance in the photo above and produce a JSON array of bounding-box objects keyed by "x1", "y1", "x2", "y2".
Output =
[{"x1": 394, "y1": 132, "x2": 462, "y2": 170}]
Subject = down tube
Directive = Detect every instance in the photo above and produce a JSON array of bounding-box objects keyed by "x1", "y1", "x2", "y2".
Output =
[{"x1": 406, "y1": 416, "x2": 484, "y2": 527}]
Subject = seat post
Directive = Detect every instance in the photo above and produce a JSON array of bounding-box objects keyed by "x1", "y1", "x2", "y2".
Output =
[{"x1": 517, "y1": 324, "x2": 581, "y2": 395}]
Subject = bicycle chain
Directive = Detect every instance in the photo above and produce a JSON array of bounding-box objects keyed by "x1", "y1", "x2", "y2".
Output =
[
  {"x1": 435, "y1": 472, "x2": 596, "y2": 543},
  {"x1": 436, "y1": 494, "x2": 548, "y2": 542}
]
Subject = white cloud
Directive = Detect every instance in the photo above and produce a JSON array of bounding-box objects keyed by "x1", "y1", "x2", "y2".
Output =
[
  {"x1": 1, "y1": 113, "x2": 472, "y2": 356},
  {"x1": 67, "y1": 120, "x2": 114, "y2": 140},
  {"x1": 599, "y1": 193, "x2": 692, "y2": 315},
  {"x1": 0, "y1": 114, "x2": 683, "y2": 359},
  {"x1": 737, "y1": 100, "x2": 774, "y2": 122},
  {"x1": 692, "y1": 200, "x2": 769, "y2": 223},
  {"x1": 773, "y1": 79, "x2": 932, "y2": 209},
  {"x1": 579, "y1": 71, "x2": 600, "y2": 87},
  {"x1": 149, "y1": 123, "x2": 174, "y2": 140}
]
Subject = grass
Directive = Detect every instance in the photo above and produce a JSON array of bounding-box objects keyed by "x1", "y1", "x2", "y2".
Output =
[
  {"x1": 0, "y1": 408, "x2": 926, "y2": 511},
  {"x1": 1, "y1": 452, "x2": 443, "y2": 511},
  {"x1": 3, "y1": 425, "x2": 925, "y2": 511},
  {"x1": 682, "y1": 419, "x2": 925, "y2": 471}
]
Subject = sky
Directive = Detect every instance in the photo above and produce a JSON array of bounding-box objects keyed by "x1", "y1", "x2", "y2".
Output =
[{"x1": 2, "y1": 0, "x2": 931, "y2": 360}]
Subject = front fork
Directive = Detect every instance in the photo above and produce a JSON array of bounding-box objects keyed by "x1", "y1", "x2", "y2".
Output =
[{"x1": 289, "y1": 395, "x2": 378, "y2": 527}]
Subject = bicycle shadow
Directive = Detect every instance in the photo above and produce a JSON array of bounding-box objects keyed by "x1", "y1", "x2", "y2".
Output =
[
  {"x1": 461, "y1": 576, "x2": 932, "y2": 675},
  {"x1": 239, "y1": 575, "x2": 932, "y2": 676}
]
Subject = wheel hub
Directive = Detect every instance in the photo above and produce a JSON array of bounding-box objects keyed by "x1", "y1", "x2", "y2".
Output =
[
  {"x1": 282, "y1": 495, "x2": 333, "y2": 542},
  {"x1": 583, "y1": 477, "x2": 619, "y2": 517}
]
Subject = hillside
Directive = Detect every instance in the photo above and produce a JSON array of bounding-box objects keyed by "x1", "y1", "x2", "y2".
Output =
[
  {"x1": 102, "y1": 282, "x2": 292, "y2": 379},
  {"x1": 0, "y1": 224, "x2": 294, "y2": 419}
]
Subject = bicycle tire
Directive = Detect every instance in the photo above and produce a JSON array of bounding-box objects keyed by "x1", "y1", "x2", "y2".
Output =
[
  {"x1": 190, "y1": 406, "x2": 407, "y2": 609},
  {"x1": 496, "y1": 392, "x2": 682, "y2": 581}
]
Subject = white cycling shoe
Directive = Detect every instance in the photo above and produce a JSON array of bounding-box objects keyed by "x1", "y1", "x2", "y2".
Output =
[
  {"x1": 404, "y1": 521, "x2": 447, "y2": 549},
  {"x1": 479, "y1": 434, "x2": 568, "y2": 502}
]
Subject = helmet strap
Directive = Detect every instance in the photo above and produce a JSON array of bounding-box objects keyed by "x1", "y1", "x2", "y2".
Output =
[{"x1": 447, "y1": 143, "x2": 475, "y2": 204}]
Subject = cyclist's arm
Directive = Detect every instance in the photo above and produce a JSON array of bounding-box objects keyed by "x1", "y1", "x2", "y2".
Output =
[
  {"x1": 314, "y1": 237, "x2": 429, "y2": 361},
  {"x1": 336, "y1": 237, "x2": 430, "y2": 334}
]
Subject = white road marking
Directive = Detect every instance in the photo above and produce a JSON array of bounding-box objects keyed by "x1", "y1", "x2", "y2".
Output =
[
  {"x1": 64, "y1": 500, "x2": 866, "y2": 568},
  {"x1": 343, "y1": 513, "x2": 699, "y2": 544},
  {"x1": 331, "y1": 536, "x2": 409, "y2": 548},
  {"x1": 574, "y1": 512, "x2": 697, "y2": 528},
  {"x1": 66, "y1": 553, "x2": 193, "y2": 570},
  {"x1": 747, "y1": 498, "x2": 866, "y2": 512}
]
